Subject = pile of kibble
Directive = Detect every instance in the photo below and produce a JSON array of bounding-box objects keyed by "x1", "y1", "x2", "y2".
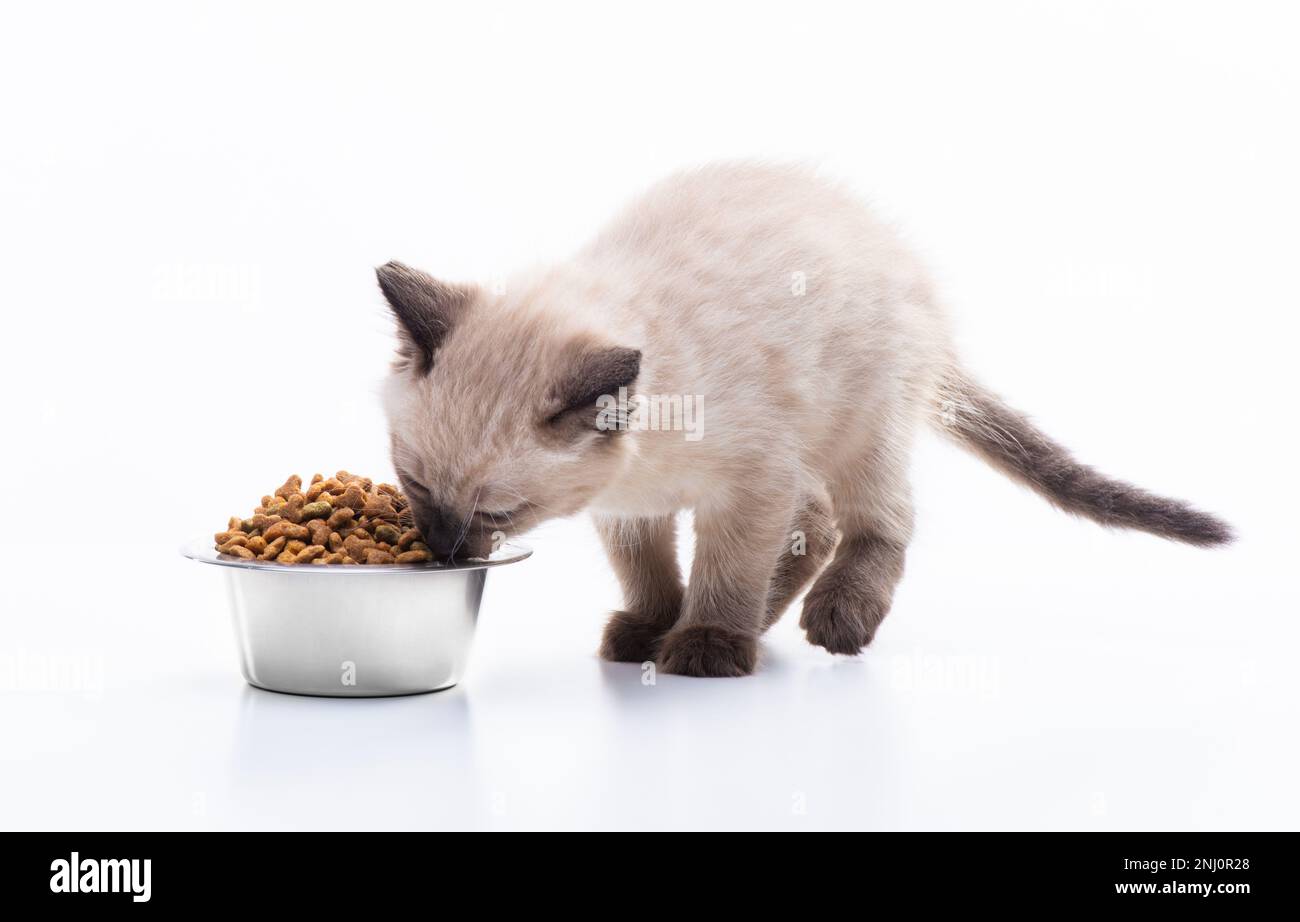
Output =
[{"x1": 214, "y1": 472, "x2": 432, "y2": 565}]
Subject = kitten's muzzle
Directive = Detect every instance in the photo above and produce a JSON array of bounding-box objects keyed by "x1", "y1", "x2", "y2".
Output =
[
  {"x1": 415, "y1": 504, "x2": 461, "y2": 559},
  {"x1": 417, "y1": 504, "x2": 491, "y2": 560}
]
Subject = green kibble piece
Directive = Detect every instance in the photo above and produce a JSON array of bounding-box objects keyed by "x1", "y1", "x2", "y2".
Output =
[
  {"x1": 301, "y1": 501, "x2": 332, "y2": 521},
  {"x1": 374, "y1": 524, "x2": 401, "y2": 545}
]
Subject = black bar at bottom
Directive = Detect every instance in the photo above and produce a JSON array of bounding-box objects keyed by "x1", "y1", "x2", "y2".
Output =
[{"x1": 0, "y1": 832, "x2": 1286, "y2": 908}]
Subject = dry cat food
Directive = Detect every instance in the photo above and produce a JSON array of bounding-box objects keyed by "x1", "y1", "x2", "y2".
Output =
[{"x1": 214, "y1": 472, "x2": 434, "y2": 565}]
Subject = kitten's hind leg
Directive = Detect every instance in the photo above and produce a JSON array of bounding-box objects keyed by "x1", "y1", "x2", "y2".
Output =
[
  {"x1": 801, "y1": 448, "x2": 913, "y2": 655},
  {"x1": 596, "y1": 514, "x2": 685, "y2": 663},
  {"x1": 763, "y1": 492, "x2": 837, "y2": 630}
]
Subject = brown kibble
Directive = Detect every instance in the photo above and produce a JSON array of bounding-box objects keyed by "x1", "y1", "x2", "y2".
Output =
[
  {"x1": 263, "y1": 521, "x2": 310, "y2": 542},
  {"x1": 275, "y1": 493, "x2": 306, "y2": 523},
  {"x1": 397, "y1": 528, "x2": 420, "y2": 550},
  {"x1": 307, "y1": 478, "x2": 344, "y2": 501},
  {"x1": 307, "y1": 519, "x2": 331, "y2": 546},
  {"x1": 295, "y1": 544, "x2": 326, "y2": 564},
  {"x1": 246, "y1": 513, "x2": 282, "y2": 532},
  {"x1": 336, "y1": 484, "x2": 366, "y2": 512},
  {"x1": 259, "y1": 536, "x2": 287, "y2": 560},
  {"x1": 362, "y1": 494, "x2": 396, "y2": 519},
  {"x1": 219, "y1": 473, "x2": 422, "y2": 565},
  {"x1": 344, "y1": 533, "x2": 376, "y2": 562},
  {"x1": 301, "y1": 501, "x2": 332, "y2": 521}
]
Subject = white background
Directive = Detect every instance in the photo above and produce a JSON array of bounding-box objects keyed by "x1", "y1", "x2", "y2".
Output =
[{"x1": 2, "y1": 1, "x2": 1296, "y2": 830}]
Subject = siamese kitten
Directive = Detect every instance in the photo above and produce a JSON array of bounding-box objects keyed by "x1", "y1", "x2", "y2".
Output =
[{"x1": 380, "y1": 162, "x2": 1230, "y2": 677}]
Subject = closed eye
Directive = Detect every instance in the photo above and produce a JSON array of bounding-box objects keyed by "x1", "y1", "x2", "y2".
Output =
[{"x1": 474, "y1": 507, "x2": 521, "y2": 525}]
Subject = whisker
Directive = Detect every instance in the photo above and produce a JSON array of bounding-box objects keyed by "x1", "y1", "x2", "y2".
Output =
[{"x1": 449, "y1": 485, "x2": 481, "y2": 558}]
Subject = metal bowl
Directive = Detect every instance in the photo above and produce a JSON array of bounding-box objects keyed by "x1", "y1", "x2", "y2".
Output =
[{"x1": 181, "y1": 538, "x2": 532, "y2": 697}]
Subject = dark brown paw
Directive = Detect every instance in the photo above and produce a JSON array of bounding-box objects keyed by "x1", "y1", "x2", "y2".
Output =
[
  {"x1": 658, "y1": 625, "x2": 757, "y2": 677},
  {"x1": 599, "y1": 611, "x2": 670, "y2": 663},
  {"x1": 799, "y1": 583, "x2": 887, "y2": 655}
]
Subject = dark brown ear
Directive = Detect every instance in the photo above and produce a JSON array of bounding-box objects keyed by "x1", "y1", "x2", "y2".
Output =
[
  {"x1": 548, "y1": 343, "x2": 641, "y2": 430},
  {"x1": 376, "y1": 260, "x2": 477, "y2": 374}
]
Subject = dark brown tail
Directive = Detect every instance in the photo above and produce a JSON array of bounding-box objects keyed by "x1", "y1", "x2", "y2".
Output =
[{"x1": 933, "y1": 370, "x2": 1232, "y2": 546}]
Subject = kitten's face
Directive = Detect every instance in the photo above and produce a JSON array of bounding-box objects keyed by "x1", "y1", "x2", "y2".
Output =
[{"x1": 377, "y1": 262, "x2": 639, "y2": 559}]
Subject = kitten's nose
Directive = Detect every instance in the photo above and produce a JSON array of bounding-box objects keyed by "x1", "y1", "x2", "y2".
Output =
[{"x1": 416, "y1": 505, "x2": 464, "y2": 559}]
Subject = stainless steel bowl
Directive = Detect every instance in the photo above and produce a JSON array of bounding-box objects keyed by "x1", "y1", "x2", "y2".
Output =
[{"x1": 182, "y1": 538, "x2": 531, "y2": 697}]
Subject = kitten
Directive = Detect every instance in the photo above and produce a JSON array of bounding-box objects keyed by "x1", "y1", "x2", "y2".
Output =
[{"x1": 379, "y1": 162, "x2": 1230, "y2": 677}]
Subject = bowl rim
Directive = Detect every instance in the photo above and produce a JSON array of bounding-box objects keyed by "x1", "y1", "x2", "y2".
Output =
[{"x1": 180, "y1": 536, "x2": 532, "y2": 573}]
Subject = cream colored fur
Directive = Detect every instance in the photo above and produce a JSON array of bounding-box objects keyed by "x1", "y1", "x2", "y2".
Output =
[{"x1": 382, "y1": 161, "x2": 1226, "y2": 678}]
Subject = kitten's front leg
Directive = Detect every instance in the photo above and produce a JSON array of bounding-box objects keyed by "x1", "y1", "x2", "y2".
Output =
[
  {"x1": 595, "y1": 514, "x2": 685, "y2": 663},
  {"x1": 658, "y1": 485, "x2": 795, "y2": 677}
]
